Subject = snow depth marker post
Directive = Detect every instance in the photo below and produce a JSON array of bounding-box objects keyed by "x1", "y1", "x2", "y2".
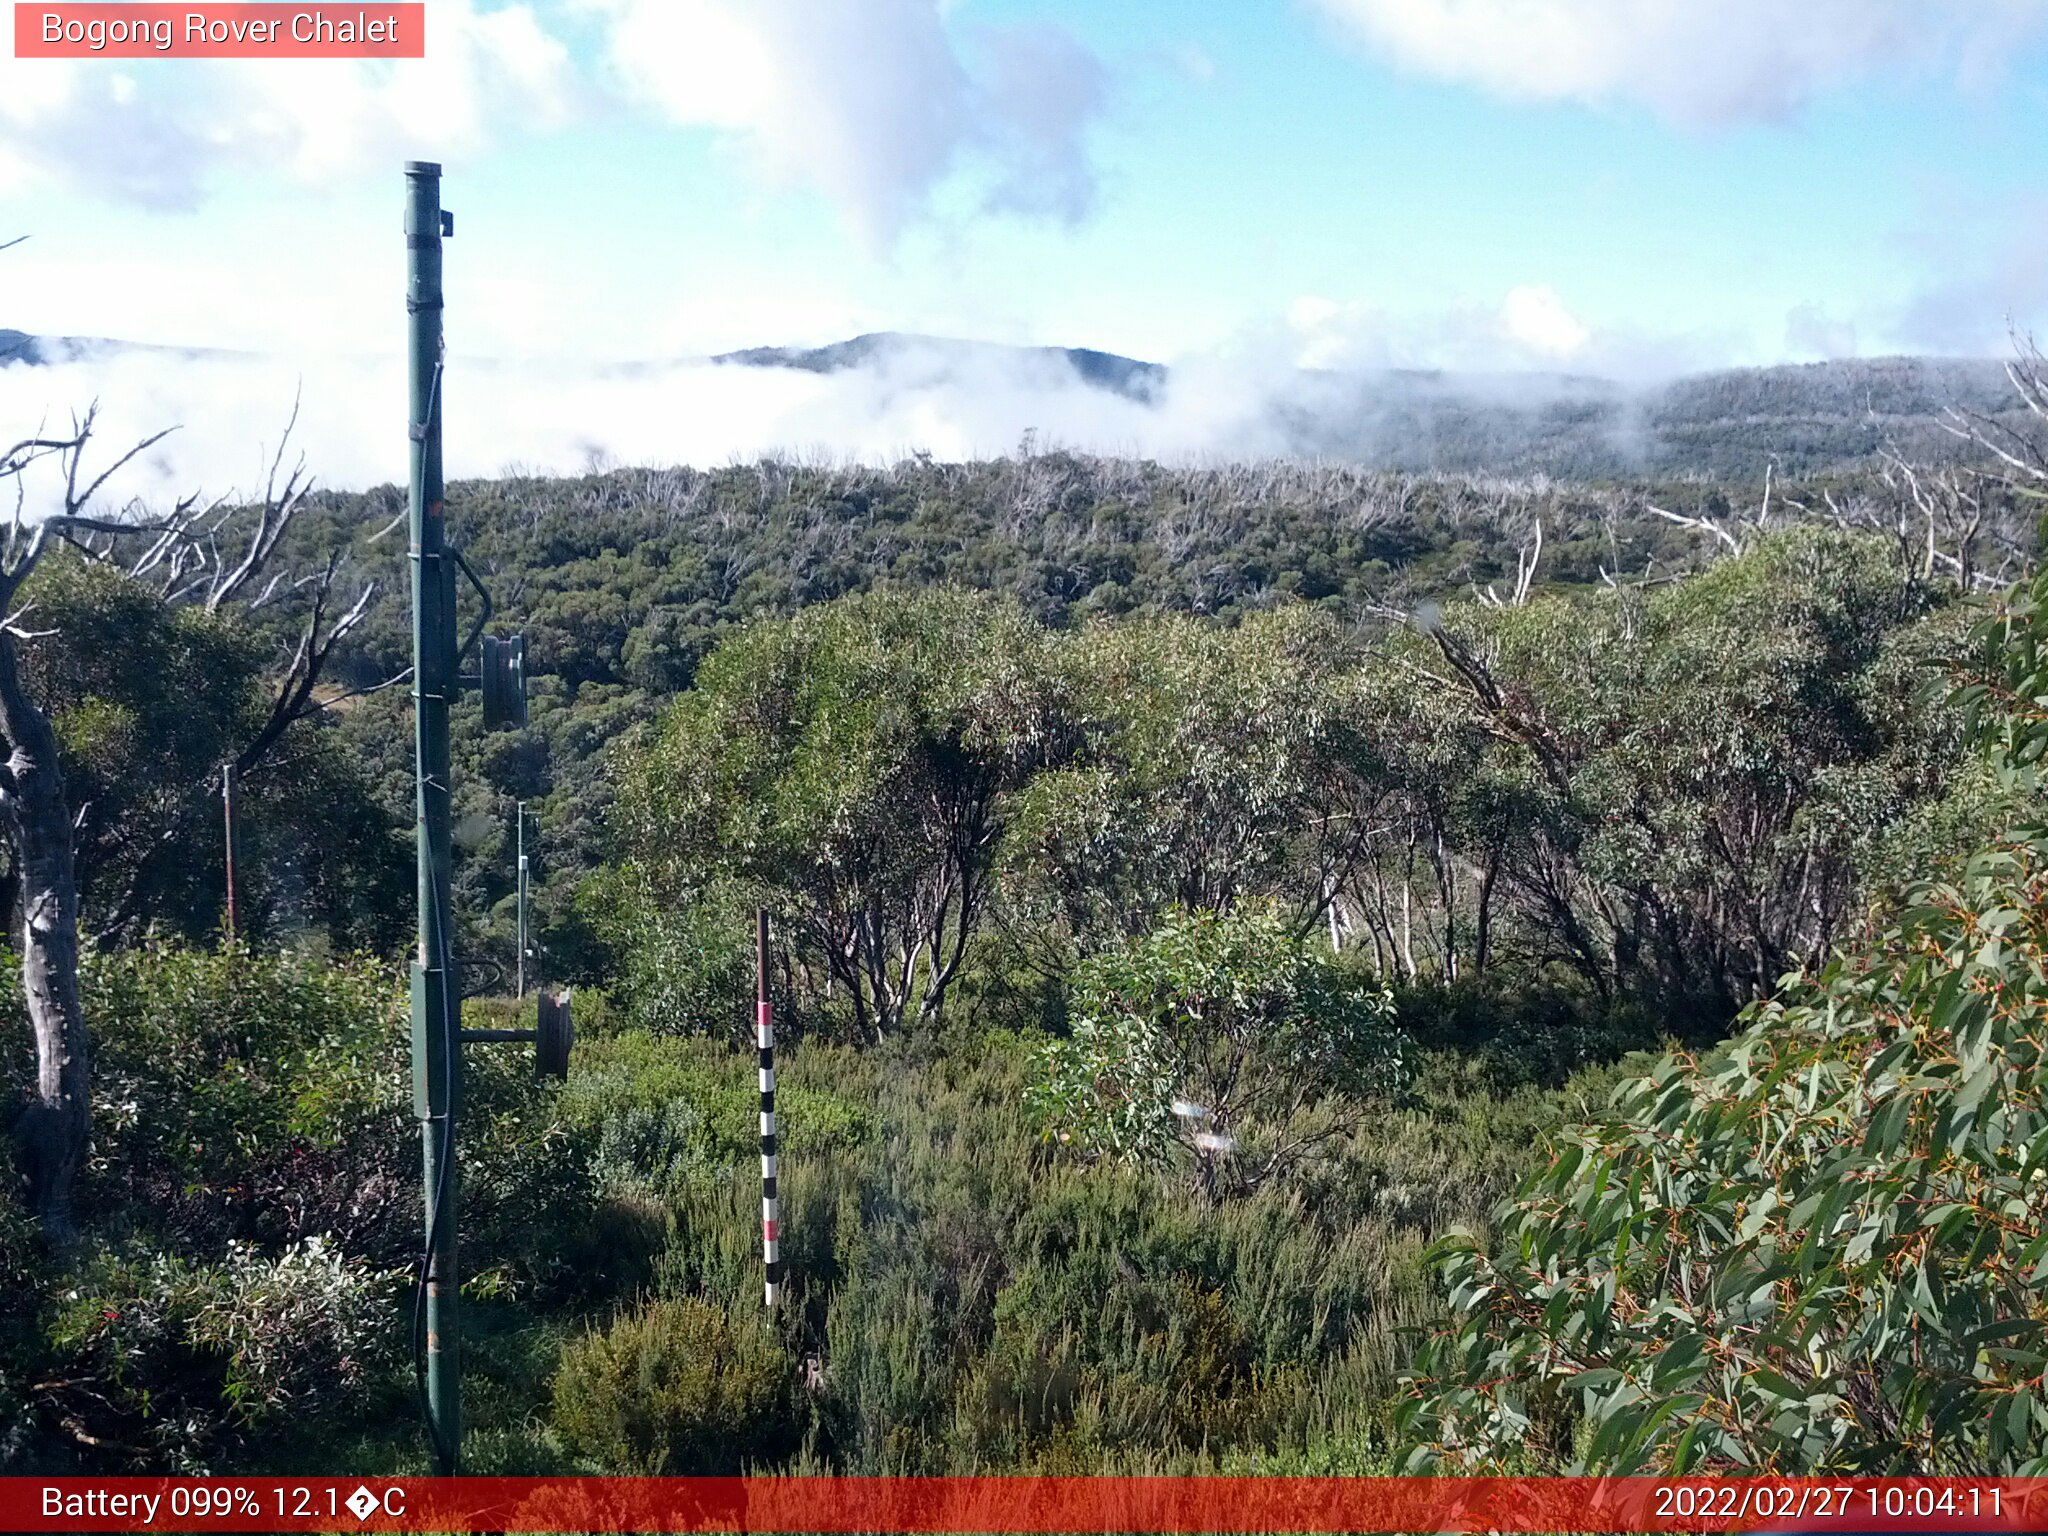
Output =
[{"x1": 758, "y1": 909, "x2": 781, "y2": 1308}]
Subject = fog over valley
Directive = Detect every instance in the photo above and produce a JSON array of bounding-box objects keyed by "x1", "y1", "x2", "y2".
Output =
[{"x1": 0, "y1": 325, "x2": 2023, "y2": 514}]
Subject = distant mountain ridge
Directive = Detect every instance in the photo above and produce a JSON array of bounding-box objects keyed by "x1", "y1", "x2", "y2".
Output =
[
  {"x1": 712, "y1": 331, "x2": 1168, "y2": 403},
  {"x1": 1273, "y1": 354, "x2": 2021, "y2": 480},
  {"x1": 1, "y1": 328, "x2": 247, "y2": 364},
  {"x1": 2, "y1": 323, "x2": 2026, "y2": 480}
]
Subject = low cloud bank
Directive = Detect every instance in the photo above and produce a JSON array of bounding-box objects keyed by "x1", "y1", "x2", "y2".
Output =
[
  {"x1": 0, "y1": 338, "x2": 1302, "y2": 517},
  {"x1": 5, "y1": 327, "x2": 2003, "y2": 519}
]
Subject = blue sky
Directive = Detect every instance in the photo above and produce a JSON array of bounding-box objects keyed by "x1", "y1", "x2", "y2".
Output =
[
  {"x1": 5, "y1": 0, "x2": 2048, "y2": 366},
  {"x1": 5, "y1": 0, "x2": 2048, "y2": 492}
]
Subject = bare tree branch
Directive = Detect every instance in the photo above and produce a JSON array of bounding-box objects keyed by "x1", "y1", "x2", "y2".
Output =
[
  {"x1": 207, "y1": 385, "x2": 312, "y2": 611},
  {"x1": 1644, "y1": 501, "x2": 1742, "y2": 554}
]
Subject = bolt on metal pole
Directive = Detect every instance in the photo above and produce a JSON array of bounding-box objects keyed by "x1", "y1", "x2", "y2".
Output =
[
  {"x1": 220, "y1": 762, "x2": 238, "y2": 940},
  {"x1": 515, "y1": 803, "x2": 527, "y2": 1000},
  {"x1": 406, "y1": 159, "x2": 461, "y2": 1477}
]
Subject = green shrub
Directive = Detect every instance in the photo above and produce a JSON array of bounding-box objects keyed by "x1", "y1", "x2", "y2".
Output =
[
  {"x1": 1, "y1": 944, "x2": 624, "y2": 1471},
  {"x1": 1029, "y1": 904, "x2": 1407, "y2": 1195},
  {"x1": 0, "y1": 1183, "x2": 51, "y2": 1471},
  {"x1": 1399, "y1": 569, "x2": 2048, "y2": 1475},
  {"x1": 10, "y1": 945, "x2": 595, "y2": 1288},
  {"x1": 954, "y1": 1257, "x2": 1287, "y2": 1465},
  {"x1": 1389, "y1": 973, "x2": 1677, "y2": 1089},
  {"x1": 800, "y1": 1030, "x2": 1483, "y2": 1474},
  {"x1": 564, "y1": 1031, "x2": 876, "y2": 1206},
  {"x1": 85, "y1": 942, "x2": 405, "y2": 1171},
  {"x1": 816, "y1": 1248, "x2": 961, "y2": 1473},
  {"x1": 0, "y1": 942, "x2": 417, "y2": 1259},
  {"x1": 551, "y1": 1296, "x2": 796, "y2": 1473},
  {"x1": 457, "y1": 1034, "x2": 601, "y2": 1301},
  {"x1": 43, "y1": 1238, "x2": 400, "y2": 1469}
]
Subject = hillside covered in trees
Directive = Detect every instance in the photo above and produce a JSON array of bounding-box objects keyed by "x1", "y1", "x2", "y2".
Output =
[
  {"x1": 3, "y1": 361, "x2": 2048, "y2": 1478},
  {"x1": 6, "y1": 324, "x2": 2035, "y2": 481}
]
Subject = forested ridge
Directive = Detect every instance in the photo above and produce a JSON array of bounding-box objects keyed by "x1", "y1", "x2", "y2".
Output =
[
  {"x1": 8, "y1": 327, "x2": 2033, "y2": 480},
  {"x1": 287, "y1": 452, "x2": 2026, "y2": 975},
  {"x1": 4, "y1": 365, "x2": 2048, "y2": 1476}
]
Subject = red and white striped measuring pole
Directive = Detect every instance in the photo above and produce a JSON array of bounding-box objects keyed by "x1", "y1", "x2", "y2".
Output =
[{"x1": 756, "y1": 910, "x2": 781, "y2": 1309}]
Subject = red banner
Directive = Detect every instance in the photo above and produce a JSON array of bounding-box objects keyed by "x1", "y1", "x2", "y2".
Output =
[
  {"x1": 13, "y1": 4, "x2": 425, "y2": 58},
  {"x1": 0, "y1": 1476, "x2": 2041, "y2": 1533}
]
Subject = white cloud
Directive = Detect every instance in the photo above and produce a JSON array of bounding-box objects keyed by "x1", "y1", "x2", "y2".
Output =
[
  {"x1": 0, "y1": 339, "x2": 1276, "y2": 519},
  {"x1": 1499, "y1": 285, "x2": 1589, "y2": 359},
  {"x1": 972, "y1": 22, "x2": 1108, "y2": 224},
  {"x1": 1285, "y1": 296, "x2": 1372, "y2": 370},
  {"x1": 0, "y1": 275, "x2": 1737, "y2": 521},
  {"x1": 584, "y1": 0, "x2": 1109, "y2": 247},
  {"x1": 0, "y1": 0, "x2": 1107, "y2": 247},
  {"x1": 0, "y1": 0, "x2": 575, "y2": 206},
  {"x1": 1784, "y1": 303, "x2": 1860, "y2": 361},
  {"x1": 1307, "y1": 0, "x2": 2048, "y2": 125},
  {"x1": 1287, "y1": 284, "x2": 1646, "y2": 373},
  {"x1": 1893, "y1": 191, "x2": 2048, "y2": 355}
]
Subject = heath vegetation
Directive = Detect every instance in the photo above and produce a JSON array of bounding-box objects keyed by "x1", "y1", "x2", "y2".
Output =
[{"x1": 4, "y1": 354, "x2": 2048, "y2": 1474}]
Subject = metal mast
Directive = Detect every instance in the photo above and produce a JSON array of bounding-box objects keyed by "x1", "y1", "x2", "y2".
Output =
[{"x1": 405, "y1": 159, "x2": 461, "y2": 1477}]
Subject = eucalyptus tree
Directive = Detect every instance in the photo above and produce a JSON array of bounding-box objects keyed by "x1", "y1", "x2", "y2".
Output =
[
  {"x1": 1340, "y1": 659, "x2": 1491, "y2": 980},
  {"x1": 11, "y1": 548, "x2": 401, "y2": 952},
  {"x1": 1, "y1": 407, "x2": 377, "y2": 1234},
  {"x1": 1380, "y1": 526, "x2": 1960, "y2": 1011},
  {"x1": 622, "y1": 587, "x2": 1070, "y2": 1040},
  {"x1": 1400, "y1": 559, "x2": 2048, "y2": 1474},
  {"x1": 1004, "y1": 605, "x2": 1390, "y2": 955}
]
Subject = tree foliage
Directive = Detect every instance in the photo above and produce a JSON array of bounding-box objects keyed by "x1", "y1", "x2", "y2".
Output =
[
  {"x1": 257, "y1": 445, "x2": 2023, "y2": 994},
  {"x1": 1007, "y1": 607, "x2": 1385, "y2": 951},
  {"x1": 622, "y1": 588, "x2": 1066, "y2": 1039},
  {"x1": 1029, "y1": 904, "x2": 1406, "y2": 1198},
  {"x1": 20, "y1": 556, "x2": 405, "y2": 950},
  {"x1": 617, "y1": 529, "x2": 1974, "y2": 1057},
  {"x1": 1380, "y1": 527, "x2": 1965, "y2": 1013},
  {"x1": 1398, "y1": 562, "x2": 2048, "y2": 1474}
]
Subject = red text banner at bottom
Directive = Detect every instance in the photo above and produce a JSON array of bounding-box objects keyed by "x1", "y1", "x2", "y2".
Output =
[{"x1": 3, "y1": 1476, "x2": 2043, "y2": 1534}]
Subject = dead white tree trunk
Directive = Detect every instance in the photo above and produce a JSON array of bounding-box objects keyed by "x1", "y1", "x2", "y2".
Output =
[
  {"x1": 0, "y1": 626, "x2": 86, "y2": 1238},
  {"x1": 1398, "y1": 826, "x2": 1418, "y2": 981},
  {"x1": 0, "y1": 402, "x2": 374, "y2": 1234}
]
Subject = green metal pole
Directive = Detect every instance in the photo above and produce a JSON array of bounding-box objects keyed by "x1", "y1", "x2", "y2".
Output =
[{"x1": 405, "y1": 160, "x2": 460, "y2": 1477}]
